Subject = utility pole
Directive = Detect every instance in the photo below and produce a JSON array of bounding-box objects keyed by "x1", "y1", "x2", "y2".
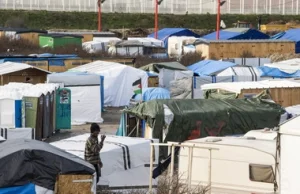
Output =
[
  {"x1": 216, "y1": 0, "x2": 226, "y2": 40},
  {"x1": 155, "y1": 0, "x2": 163, "y2": 39},
  {"x1": 98, "y1": 0, "x2": 106, "y2": 32},
  {"x1": 216, "y1": 0, "x2": 221, "y2": 39}
]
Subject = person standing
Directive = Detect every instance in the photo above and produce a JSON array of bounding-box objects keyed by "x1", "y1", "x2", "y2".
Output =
[{"x1": 84, "y1": 123, "x2": 106, "y2": 183}]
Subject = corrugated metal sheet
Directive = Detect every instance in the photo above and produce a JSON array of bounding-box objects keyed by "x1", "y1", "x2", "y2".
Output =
[
  {"x1": 0, "y1": 62, "x2": 50, "y2": 75},
  {"x1": 201, "y1": 80, "x2": 300, "y2": 93}
]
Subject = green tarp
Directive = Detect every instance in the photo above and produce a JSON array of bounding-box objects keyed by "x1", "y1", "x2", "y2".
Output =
[
  {"x1": 124, "y1": 98, "x2": 284, "y2": 143},
  {"x1": 140, "y1": 62, "x2": 188, "y2": 73}
]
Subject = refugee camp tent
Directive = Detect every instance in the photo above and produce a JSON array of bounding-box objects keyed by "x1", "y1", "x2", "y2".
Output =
[
  {"x1": 124, "y1": 98, "x2": 284, "y2": 144},
  {"x1": 259, "y1": 66, "x2": 300, "y2": 78},
  {"x1": 0, "y1": 139, "x2": 95, "y2": 192},
  {"x1": 68, "y1": 61, "x2": 148, "y2": 107},
  {"x1": 148, "y1": 28, "x2": 201, "y2": 48},
  {"x1": 50, "y1": 134, "x2": 159, "y2": 190},
  {"x1": 140, "y1": 62, "x2": 188, "y2": 73},
  {"x1": 47, "y1": 72, "x2": 104, "y2": 124},
  {"x1": 202, "y1": 28, "x2": 269, "y2": 40},
  {"x1": 0, "y1": 128, "x2": 35, "y2": 140},
  {"x1": 272, "y1": 29, "x2": 300, "y2": 53},
  {"x1": 216, "y1": 65, "x2": 263, "y2": 81}
]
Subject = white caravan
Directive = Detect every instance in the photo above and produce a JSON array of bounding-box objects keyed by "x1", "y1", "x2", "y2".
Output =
[{"x1": 178, "y1": 129, "x2": 279, "y2": 194}]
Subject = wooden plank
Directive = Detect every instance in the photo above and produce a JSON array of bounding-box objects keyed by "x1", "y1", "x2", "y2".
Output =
[{"x1": 56, "y1": 175, "x2": 94, "y2": 194}]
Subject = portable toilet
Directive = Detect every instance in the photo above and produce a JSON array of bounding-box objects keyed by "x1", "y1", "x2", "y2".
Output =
[
  {"x1": 55, "y1": 88, "x2": 71, "y2": 130},
  {"x1": 22, "y1": 94, "x2": 44, "y2": 140},
  {"x1": 0, "y1": 98, "x2": 22, "y2": 128},
  {"x1": 43, "y1": 91, "x2": 51, "y2": 139}
]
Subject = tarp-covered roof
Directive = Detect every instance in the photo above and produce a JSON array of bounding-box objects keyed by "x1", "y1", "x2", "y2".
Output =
[
  {"x1": 140, "y1": 62, "x2": 188, "y2": 73},
  {"x1": 124, "y1": 98, "x2": 284, "y2": 143},
  {"x1": 202, "y1": 28, "x2": 269, "y2": 40},
  {"x1": 264, "y1": 58, "x2": 300, "y2": 73},
  {"x1": 148, "y1": 28, "x2": 200, "y2": 48},
  {"x1": 0, "y1": 139, "x2": 95, "y2": 190},
  {"x1": 134, "y1": 87, "x2": 170, "y2": 101},
  {"x1": 258, "y1": 66, "x2": 300, "y2": 78},
  {"x1": 187, "y1": 60, "x2": 236, "y2": 76},
  {"x1": 272, "y1": 29, "x2": 300, "y2": 53}
]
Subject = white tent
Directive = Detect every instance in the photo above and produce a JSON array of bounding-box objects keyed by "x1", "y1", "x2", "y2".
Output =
[
  {"x1": 50, "y1": 134, "x2": 159, "y2": 190},
  {"x1": 128, "y1": 37, "x2": 164, "y2": 47},
  {"x1": 264, "y1": 58, "x2": 300, "y2": 73},
  {"x1": 47, "y1": 72, "x2": 104, "y2": 125},
  {"x1": 216, "y1": 66, "x2": 263, "y2": 81},
  {"x1": 68, "y1": 61, "x2": 148, "y2": 107},
  {"x1": 279, "y1": 116, "x2": 300, "y2": 194}
]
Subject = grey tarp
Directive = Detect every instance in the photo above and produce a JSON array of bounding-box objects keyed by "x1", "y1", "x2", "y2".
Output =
[
  {"x1": 124, "y1": 98, "x2": 284, "y2": 143},
  {"x1": 140, "y1": 62, "x2": 188, "y2": 73},
  {"x1": 0, "y1": 139, "x2": 95, "y2": 190}
]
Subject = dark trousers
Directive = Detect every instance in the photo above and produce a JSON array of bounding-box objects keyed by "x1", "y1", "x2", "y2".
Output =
[{"x1": 93, "y1": 164, "x2": 101, "y2": 183}]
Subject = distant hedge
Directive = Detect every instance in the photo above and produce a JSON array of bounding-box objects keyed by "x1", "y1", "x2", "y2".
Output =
[{"x1": 1, "y1": 10, "x2": 300, "y2": 30}]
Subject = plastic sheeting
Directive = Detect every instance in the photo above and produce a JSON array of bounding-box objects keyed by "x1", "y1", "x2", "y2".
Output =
[
  {"x1": 272, "y1": 29, "x2": 300, "y2": 53},
  {"x1": 68, "y1": 86, "x2": 103, "y2": 125},
  {"x1": 147, "y1": 28, "x2": 200, "y2": 48},
  {"x1": 0, "y1": 139, "x2": 95, "y2": 190},
  {"x1": 47, "y1": 72, "x2": 102, "y2": 86},
  {"x1": 158, "y1": 69, "x2": 193, "y2": 89},
  {"x1": 124, "y1": 98, "x2": 284, "y2": 144},
  {"x1": 50, "y1": 134, "x2": 159, "y2": 188},
  {"x1": 259, "y1": 66, "x2": 300, "y2": 78},
  {"x1": 0, "y1": 184, "x2": 53, "y2": 194},
  {"x1": 169, "y1": 77, "x2": 193, "y2": 99},
  {"x1": 69, "y1": 61, "x2": 148, "y2": 107},
  {"x1": 202, "y1": 28, "x2": 269, "y2": 40},
  {"x1": 264, "y1": 58, "x2": 300, "y2": 74},
  {"x1": 188, "y1": 60, "x2": 236, "y2": 76},
  {"x1": 133, "y1": 87, "x2": 170, "y2": 101}
]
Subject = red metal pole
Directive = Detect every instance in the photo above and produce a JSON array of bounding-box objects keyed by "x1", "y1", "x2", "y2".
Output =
[
  {"x1": 98, "y1": 1, "x2": 102, "y2": 32},
  {"x1": 216, "y1": 0, "x2": 220, "y2": 40},
  {"x1": 155, "y1": 0, "x2": 158, "y2": 39}
]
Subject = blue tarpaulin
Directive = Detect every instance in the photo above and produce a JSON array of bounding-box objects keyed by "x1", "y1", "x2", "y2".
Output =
[
  {"x1": 0, "y1": 184, "x2": 36, "y2": 194},
  {"x1": 258, "y1": 66, "x2": 300, "y2": 78},
  {"x1": 271, "y1": 29, "x2": 300, "y2": 53},
  {"x1": 148, "y1": 28, "x2": 200, "y2": 48},
  {"x1": 134, "y1": 87, "x2": 171, "y2": 101},
  {"x1": 187, "y1": 60, "x2": 236, "y2": 76},
  {"x1": 202, "y1": 28, "x2": 269, "y2": 40}
]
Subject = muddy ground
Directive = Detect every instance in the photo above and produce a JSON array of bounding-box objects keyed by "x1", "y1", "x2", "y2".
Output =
[{"x1": 46, "y1": 107, "x2": 123, "y2": 143}]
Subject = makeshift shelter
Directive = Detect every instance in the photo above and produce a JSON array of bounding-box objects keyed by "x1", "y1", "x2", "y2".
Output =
[
  {"x1": 202, "y1": 28, "x2": 269, "y2": 40},
  {"x1": 47, "y1": 72, "x2": 104, "y2": 124},
  {"x1": 108, "y1": 40, "x2": 144, "y2": 56},
  {"x1": 147, "y1": 28, "x2": 200, "y2": 48},
  {"x1": 0, "y1": 139, "x2": 95, "y2": 193},
  {"x1": 264, "y1": 58, "x2": 300, "y2": 74},
  {"x1": 124, "y1": 98, "x2": 284, "y2": 144},
  {"x1": 188, "y1": 60, "x2": 236, "y2": 76},
  {"x1": 128, "y1": 37, "x2": 164, "y2": 47},
  {"x1": 195, "y1": 39, "x2": 295, "y2": 59},
  {"x1": 68, "y1": 61, "x2": 148, "y2": 107},
  {"x1": 201, "y1": 80, "x2": 300, "y2": 107},
  {"x1": 0, "y1": 27, "x2": 47, "y2": 44},
  {"x1": 259, "y1": 66, "x2": 300, "y2": 78},
  {"x1": 0, "y1": 62, "x2": 50, "y2": 85},
  {"x1": 0, "y1": 127, "x2": 35, "y2": 140},
  {"x1": 272, "y1": 29, "x2": 300, "y2": 53},
  {"x1": 167, "y1": 36, "x2": 198, "y2": 57},
  {"x1": 141, "y1": 62, "x2": 193, "y2": 98},
  {"x1": 39, "y1": 33, "x2": 83, "y2": 48},
  {"x1": 216, "y1": 65, "x2": 262, "y2": 81},
  {"x1": 50, "y1": 134, "x2": 159, "y2": 190}
]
